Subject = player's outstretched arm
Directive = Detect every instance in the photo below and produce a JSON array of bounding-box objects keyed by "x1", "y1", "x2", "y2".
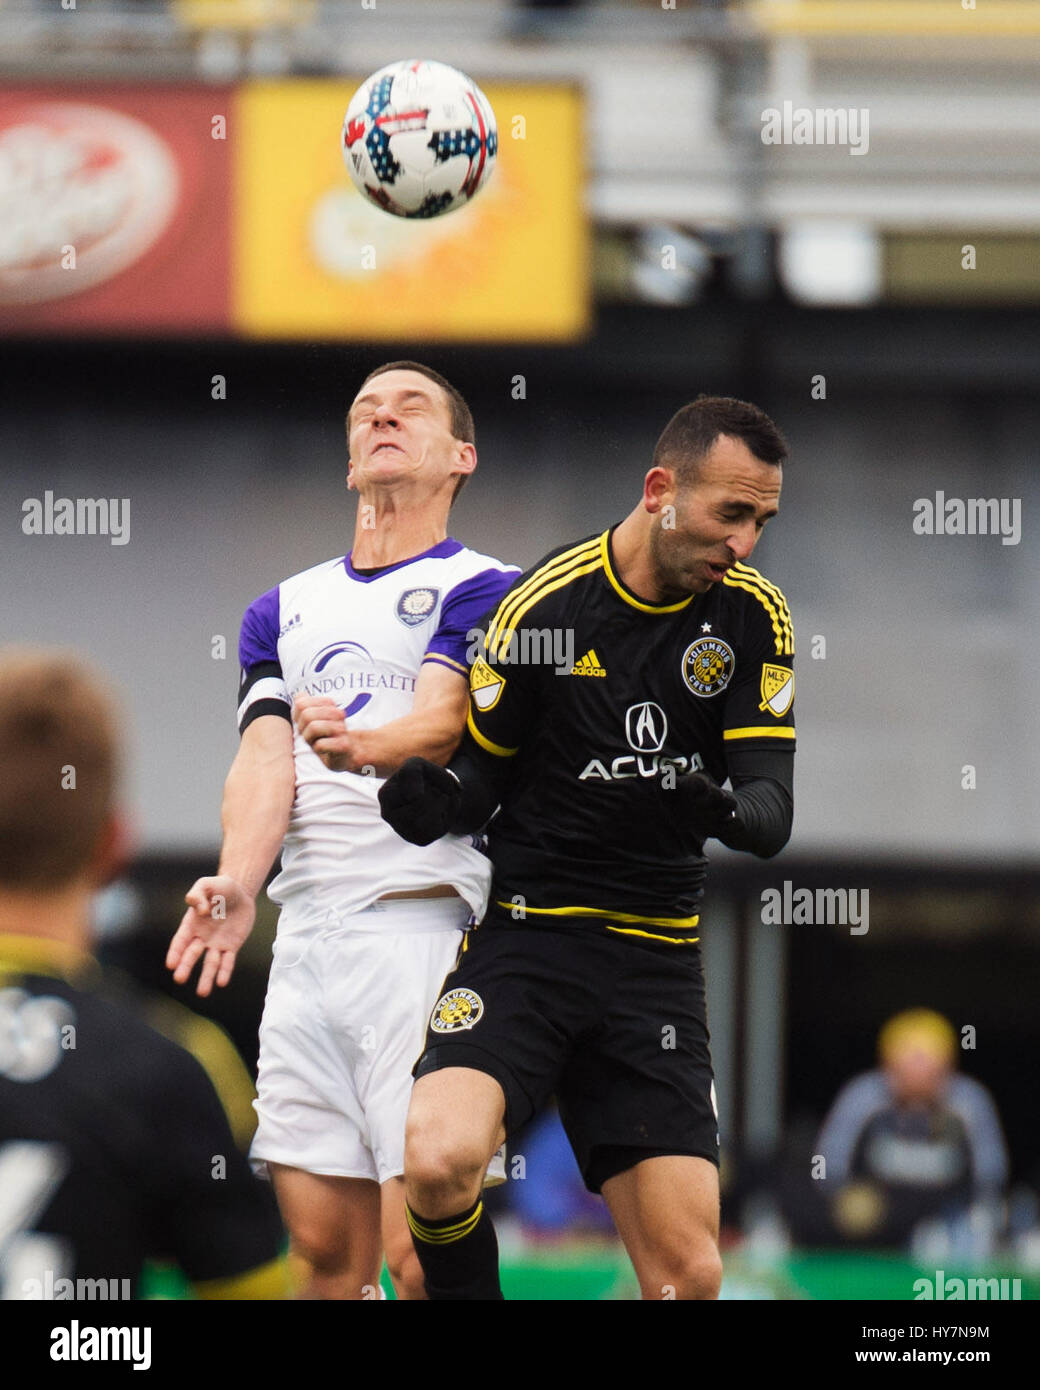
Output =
[
  {"x1": 166, "y1": 714, "x2": 294, "y2": 996},
  {"x1": 295, "y1": 660, "x2": 469, "y2": 778}
]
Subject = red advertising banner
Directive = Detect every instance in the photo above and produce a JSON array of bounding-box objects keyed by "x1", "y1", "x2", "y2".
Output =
[{"x1": 0, "y1": 85, "x2": 232, "y2": 335}]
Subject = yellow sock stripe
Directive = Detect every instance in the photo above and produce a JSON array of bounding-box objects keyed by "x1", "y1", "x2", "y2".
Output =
[
  {"x1": 407, "y1": 1202, "x2": 483, "y2": 1245},
  {"x1": 729, "y1": 565, "x2": 794, "y2": 653},
  {"x1": 494, "y1": 555, "x2": 604, "y2": 658},
  {"x1": 722, "y1": 574, "x2": 787, "y2": 655},
  {"x1": 487, "y1": 538, "x2": 601, "y2": 657}
]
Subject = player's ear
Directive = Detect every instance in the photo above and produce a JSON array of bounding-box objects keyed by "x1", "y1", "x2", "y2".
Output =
[
  {"x1": 346, "y1": 462, "x2": 356, "y2": 492},
  {"x1": 643, "y1": 466, "x2": 676, "y2": 514},
  {"x1": 92, "y1": 813, "x2": 134, "y2": 889},
  {"x1": 453, "y1": 440, "x2": 477, "y2": 478}
]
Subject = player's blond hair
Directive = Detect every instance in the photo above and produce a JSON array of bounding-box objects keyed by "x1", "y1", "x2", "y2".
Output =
[
  {"x1": 878, "y1": 1008, "x2": 957, "y2": 1065},
  {"x1": 0, "y1": 647, "x2": 119, "y2": 889}
]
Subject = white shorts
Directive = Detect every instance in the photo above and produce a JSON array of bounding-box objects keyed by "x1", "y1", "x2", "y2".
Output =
[{"x1": 251, "y1": 897, "x2": 505, "y2": 1186}]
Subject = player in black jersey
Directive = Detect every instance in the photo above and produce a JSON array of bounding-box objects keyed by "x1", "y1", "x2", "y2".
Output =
[
  {"x1": 0, "y1": 650, "x2": 288, "y2": 1300},
  {"x1": 379, "y1": 396, "x2": 794, "y2": 1300}
]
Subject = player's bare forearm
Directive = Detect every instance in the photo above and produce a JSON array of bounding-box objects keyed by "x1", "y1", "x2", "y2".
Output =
[
  {"x1": 349, "y1": 702, "x2": 463, "y2": 778},
  {"x1": 217, "y1": 716, "x2": 296, "y2": 896},
  {"x1": 295, "y1": 661, "x2": 468, "y2": 778}
]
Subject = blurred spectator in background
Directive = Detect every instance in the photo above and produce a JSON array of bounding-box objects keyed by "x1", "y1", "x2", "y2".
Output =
[
  {"x1": 815, "y1": 1009, "x2": 1009, "y2": 1258},
  {"x1": 0, "y1": 648, "x2": 288, "y2": 1300}
]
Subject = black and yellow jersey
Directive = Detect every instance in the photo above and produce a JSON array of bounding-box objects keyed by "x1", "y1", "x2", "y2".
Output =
[
  {"x1": 0, "y1": 935, "x2": 287, "y2": 1299},
  {"x1": 463, "y1": 527, "x2": 795, "y2": 947}
]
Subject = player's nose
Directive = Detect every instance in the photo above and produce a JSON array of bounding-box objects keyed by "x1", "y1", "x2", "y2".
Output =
[{"x1": 728, "y1": 522, "x2": 758, "y2": 560}]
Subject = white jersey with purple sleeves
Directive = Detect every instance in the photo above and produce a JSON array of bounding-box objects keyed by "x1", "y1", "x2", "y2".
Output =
[{"x1": 237, "y1": 538, "x2": 520, "y2": 932}]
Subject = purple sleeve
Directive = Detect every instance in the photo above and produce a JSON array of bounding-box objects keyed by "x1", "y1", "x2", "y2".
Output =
[
  {"x1": 424, "y1": 566, "x2": 522, "y2": 675},
  {"x1": 238, "y1": 587, "x2": 281, "y2": 669},
  {"x1": 237, "y1": 586, "x2": 291, "y2": 733}
]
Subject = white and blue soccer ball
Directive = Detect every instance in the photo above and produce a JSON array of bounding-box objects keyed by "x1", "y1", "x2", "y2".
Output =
[{"x1": 341, "y1": 59, "x2": 497, "y2": 219}]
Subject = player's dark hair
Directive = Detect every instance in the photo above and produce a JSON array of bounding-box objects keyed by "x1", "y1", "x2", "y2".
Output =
[
  {"x1": 652, "y1": 395, "x2": 788, "y2": 485},
  {"x1": 0, "y1": 648, "x2": 119, "y2": 889},
  {"x1": 352, "y1": 360, "x2": 475, "y2": 503}
]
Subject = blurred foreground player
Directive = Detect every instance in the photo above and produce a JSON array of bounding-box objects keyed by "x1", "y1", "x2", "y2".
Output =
[
  {"x1": 0, "y1": 649, "x2": 287, "y2": 1300},
  {"x1": 167, "y1": 363, "x2": 518, "y2": 1299},
  {"x1": 380, "y1": 396, "x2": 796, "y2": 1299}
]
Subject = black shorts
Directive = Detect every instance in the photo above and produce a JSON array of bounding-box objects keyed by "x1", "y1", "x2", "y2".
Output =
[{"x1": 413, "y1": 923, "x2": 719, "y2": 1193}]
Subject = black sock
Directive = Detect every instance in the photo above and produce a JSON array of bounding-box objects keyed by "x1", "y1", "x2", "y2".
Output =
[{"x1": 406, "y1": 1197, "x2": 503, "y2": 1300}]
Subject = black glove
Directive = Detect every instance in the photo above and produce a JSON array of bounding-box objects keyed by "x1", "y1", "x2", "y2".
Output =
[
  {"x1": 676, "y1": 771, "x2": 738, "y2": 841},
  {"x1": 378, "y1": 756, "x2": 462, "y2": 846}
]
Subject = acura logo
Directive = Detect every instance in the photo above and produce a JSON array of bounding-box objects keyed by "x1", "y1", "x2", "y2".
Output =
[{"x1": 625, "y1": 701, "x2": 667, "y2": 753}]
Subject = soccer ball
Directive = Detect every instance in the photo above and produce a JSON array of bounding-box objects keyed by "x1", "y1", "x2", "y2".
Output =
[{"x1": 341, "y1": 59, "x2": 497, "y2": 219}]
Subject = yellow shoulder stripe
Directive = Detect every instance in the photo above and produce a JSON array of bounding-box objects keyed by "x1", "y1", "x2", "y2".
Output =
[
  {"x1": 732, "y1": 563, "x2": 793, "y2": 622},
  {"x1": 488, "y1": 538, "x2": 600, "y2": 658},
  {"x1": 492, "y1": 553, "x2": 604, "y2": 660},
  {"x1": 723, "y1": 567, "x2": 794, "y2": 656}
]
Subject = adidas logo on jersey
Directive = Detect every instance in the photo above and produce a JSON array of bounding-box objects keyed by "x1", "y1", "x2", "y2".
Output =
[{"x1": 571, "y1": 649, "x2": 606, "y2": 677}]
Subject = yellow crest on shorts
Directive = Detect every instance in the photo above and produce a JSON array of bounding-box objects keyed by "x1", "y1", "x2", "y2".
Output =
[
  {"x1": 431, "y1": 988, "x2": 485, "y2": 1033},
  {"x1": 759, "y1": 664, "x2": 794, "y2": 717},
  {"x1": 470, "y1": 657, "x2": 505, "y2": 712}
]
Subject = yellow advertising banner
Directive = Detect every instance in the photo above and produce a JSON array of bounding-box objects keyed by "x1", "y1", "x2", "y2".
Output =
[{"x1": 233, "y1": 79, "x2": 588, "y2": 341}]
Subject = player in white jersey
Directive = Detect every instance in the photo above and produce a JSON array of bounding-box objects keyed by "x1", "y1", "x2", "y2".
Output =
[{"x1": 165, "y1": 362, "x2": 520, "y2": 1299}]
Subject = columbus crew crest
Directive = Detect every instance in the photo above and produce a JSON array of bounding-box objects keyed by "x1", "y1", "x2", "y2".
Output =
[
  {"x1": 759, "y1": 664, "x2": 794, "y2": 717},
  {"x1": 430, "y1": 988, "x2": 484, "y2": 1033},
  {"x1": 681, "y1": 637, "x2": 735, "y2": 698}
]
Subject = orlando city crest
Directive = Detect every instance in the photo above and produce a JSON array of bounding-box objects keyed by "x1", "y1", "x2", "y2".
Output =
[{"x1": 396, "y1": 587, "x2": 439, "y2": 627}]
